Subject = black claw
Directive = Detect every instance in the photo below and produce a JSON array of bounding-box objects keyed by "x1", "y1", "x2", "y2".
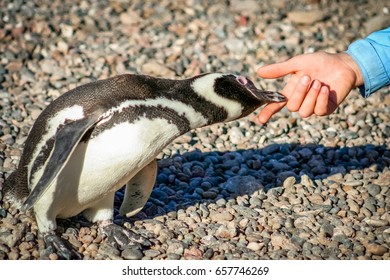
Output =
[
  {"x1": 102, "y1": 224, "x2": 152, "y2": 249},
  {"x1": 44, "y1": 234, "x2": 82, "y2": 260}
]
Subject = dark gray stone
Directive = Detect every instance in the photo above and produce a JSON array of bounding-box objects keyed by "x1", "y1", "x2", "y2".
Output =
[
  {"x1": 298, "y1": 148, "x2": 313, "y2": 159},
  {"x1": 144, "y1": 249, "x2": 161, "y2": 258},
  {"x1": 232, "y1": 205, "x2": 259, "y2": 217},
  {"x1": 167, "y1": 242, "x2": 184, "y2": 255},
  {"x1": 167, "y1": 253, "x2": 181, "y2": 260},
  {"x1": 223, "y1": 176, "x2": 263, "y2": 196},
  {"x1": 200, "y1": 248, "x2": 213, "y2": 260},
  {"x1": 0, "y1": 231, "x2": 18, "y2": 248},
  {"x1": 367, "y1": 184, "x2": 381, "y2": 196},
  {"x1": 320, "y1": 223, "x2": 334, "y2": 237},
  {"x1": 202, "y1": 191, "x2": 218, "y2": 199},
  {"x1": 122, "y1": 247, "x2": 144, "y2": 260},
  {"x1": 249, "y1": 197, "x2": 262, "y2": 207},
  {"x1": 98, "y1": 244, "x2": 121, "y2": 259},
  {"x1": 262, "y1": 144, "x2": 279, "y2": 155}
]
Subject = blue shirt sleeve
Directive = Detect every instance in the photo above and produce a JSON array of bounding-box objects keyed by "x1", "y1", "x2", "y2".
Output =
[{"x1": 346, "y1": 26, "x2": 390, "y2": 97}]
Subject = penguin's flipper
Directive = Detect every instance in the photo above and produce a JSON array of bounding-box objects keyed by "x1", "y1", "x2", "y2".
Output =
[
  {"x1": 22, "y1": 112, "x2": 103, "y2": 212},
  {"x1": 119, "y1": 159, "x2": 157, "y2": 217}
]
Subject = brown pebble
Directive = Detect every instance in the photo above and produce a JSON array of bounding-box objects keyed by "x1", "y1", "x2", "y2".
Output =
[
  {"x1": 11, "y1": 26, "x2": 25, "y2": 37},
  {"x1": 247, "y1": 242, "x2": 263, "y2": 251},
  {"x1": 81, "y1": 235, "x2": 94, "y2": 245},
  {"x1": 37, "y1": 239, "x2": 46, "y2": 250},
  {"x1": 79, "y1": 227, "x2": 91, "y2": 237},
  {"x1": 32, "y1": 250, "x2": 40, "y2": 258},
  {"x1": 365, "y1": 243, "x2": 388, "y2": 256},
  {"x1": 210, "y1": 211, "x2": 234, "y2": 222},
  {"x1": 365, "y1": 219, "x2": 389, "y2": 227},
  {"x1": 287, "y1": 10, "x2": 326, "y2": 24},
  {"x1": 257, "y1": 224, "x2": 264, "y2": 232},
  {"x1": 86, "y1": 243, "x2": 98, "y2": 252},
  {"x1": 90, "y1": 228, "x2": 98, "y2": 238},
  {"x1": 20, "y1": 250, "x2": 31, "y2": 259},
  {"x1": 0, "y1": 29, "x2": 6, "y2": 40},
  {"x1": 6, "y1": 61, "x2": 23, "y2": 72},
  {"x1": 8, "y1": 250, "x2": 20, "y2": 260},
  {"x1": 183, "y1": 247, "x2": 203, "y2": 260},
  {"x1": 94, "y1": 235, "x2": 103, "y2": 243},
  {"x1": 90, "y1": 250, "x2": 98, "y2": 258},
  {"x1": 19, "y1": 241, "x2": 33, "y2": 251},
  {"x1": 49, "y1": 253, "x2": 59, "y2": 260}
]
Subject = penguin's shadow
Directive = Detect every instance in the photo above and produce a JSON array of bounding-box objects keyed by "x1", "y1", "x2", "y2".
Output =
[{"x1": 114, "y1": 143, "x2": 389, "y2": 222}]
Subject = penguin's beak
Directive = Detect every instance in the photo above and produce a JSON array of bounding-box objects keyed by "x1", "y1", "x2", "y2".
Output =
[{"x1": 245, "y1": 79, "x2": 286, "y2": 103}]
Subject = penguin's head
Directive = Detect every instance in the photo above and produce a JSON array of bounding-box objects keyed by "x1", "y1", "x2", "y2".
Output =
[{"x1": 191, "y1": 73, "x2": 285, "y2": 122}]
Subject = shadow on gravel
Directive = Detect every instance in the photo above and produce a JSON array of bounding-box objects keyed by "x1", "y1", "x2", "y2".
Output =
[
  {"x1": 115, "y1": 143, "x2": 390, "y2": 222},
  {"x1": 16, "y1": 143, "x2": 388, "y2": 229},
  {"x1": 4, "y1": 142, "x2": 385, "y2": 258}
]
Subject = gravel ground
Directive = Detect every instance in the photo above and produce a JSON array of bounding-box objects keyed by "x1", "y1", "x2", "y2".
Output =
[{"x1": 0, "y1": 0, "x2": 389, "y2": 260}]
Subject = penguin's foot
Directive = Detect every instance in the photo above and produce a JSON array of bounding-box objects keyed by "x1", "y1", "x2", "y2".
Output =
[
  {"x1": 43, "y1": 233, "x2": 82, "y2": 260},
  {"x1": 101, "y1": 223, "x2": 152, "y2": 249}
]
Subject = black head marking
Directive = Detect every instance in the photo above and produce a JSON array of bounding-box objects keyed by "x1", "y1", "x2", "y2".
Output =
[{"x1": 213, "y1": 74, "x2": 285, "y2": 118}]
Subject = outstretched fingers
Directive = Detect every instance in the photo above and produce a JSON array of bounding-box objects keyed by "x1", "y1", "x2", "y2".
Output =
[
  {"x1": 256, "y1": 101, "x2": 286, "y2": 124},
  {"x1": 298, "y1": 80, "x2": 322, "y2": 118},
  {"x1": 286, "y1": 75, "x2": 311, "y2": 112},
  {"x1": 257, "y1": 57, "x2": 299, "y2": 79},
  {"x1": 314, "y1": 86, "x2": 330, "y2": 116}
]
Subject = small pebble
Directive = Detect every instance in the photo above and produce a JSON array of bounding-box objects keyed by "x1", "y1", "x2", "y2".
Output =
[
  {"x1": 247, "y1": 242, "x2": 263, "y2": 251},
  {"x1": 122, "y1": 247, "x2": 144, "y2": 260},
  {"x1": 365, "y1": 243, "x2": 388, "y2": 256}
]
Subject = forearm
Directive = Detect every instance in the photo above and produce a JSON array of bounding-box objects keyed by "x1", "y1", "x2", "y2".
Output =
[{"x1": 346, "y1": 26, "x2": 390, "y2": 97}]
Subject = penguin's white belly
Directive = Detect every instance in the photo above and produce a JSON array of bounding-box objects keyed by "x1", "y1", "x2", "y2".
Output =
[{"x1": 33, "y1": 118, "x2": 180, "y2": 218}]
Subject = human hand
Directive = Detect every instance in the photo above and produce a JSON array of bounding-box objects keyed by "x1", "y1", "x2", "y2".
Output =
[{"x1": 256, "y1": 52, "x2": 364, "y2": 123}]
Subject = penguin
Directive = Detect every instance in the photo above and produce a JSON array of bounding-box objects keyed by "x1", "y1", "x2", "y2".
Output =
[{"x1": 2, "y1": 73, "x2": 285, "y2": 259}]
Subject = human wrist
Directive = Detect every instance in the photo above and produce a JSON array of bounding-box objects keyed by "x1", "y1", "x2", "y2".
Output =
[{"x1": 338, "y1": 52, "x2": 364, "y2": 88}]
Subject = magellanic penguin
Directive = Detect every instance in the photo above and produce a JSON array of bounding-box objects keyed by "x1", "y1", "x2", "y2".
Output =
[{"x1": 3, "y1": 73, "x2": 285, "y2": 259}]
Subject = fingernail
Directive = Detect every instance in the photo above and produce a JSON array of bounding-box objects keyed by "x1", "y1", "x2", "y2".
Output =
[
  {"x1": 301, "y1": 76, "x2": 310, "y2": 86},
  {"x1": 312, "y1": 80, "x2": 321, "y2": 89},
  {"x1": 257, "y1": 117, "x2": 266, "y2": 125}
]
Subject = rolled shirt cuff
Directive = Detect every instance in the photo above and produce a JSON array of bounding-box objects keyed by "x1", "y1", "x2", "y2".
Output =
[{"x1": 346, "y1": 39, "x2": 389, "y2": 98}]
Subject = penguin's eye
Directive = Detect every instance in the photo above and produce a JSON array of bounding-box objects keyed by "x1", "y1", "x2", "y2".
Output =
[{"x1": 236, "y1": 76, "x2": 247, "y2": 85}]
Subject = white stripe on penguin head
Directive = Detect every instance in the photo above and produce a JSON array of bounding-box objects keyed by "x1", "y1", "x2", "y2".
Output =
[{"x1": 191, "y1": 73, "x2": 243, "y2": 121}]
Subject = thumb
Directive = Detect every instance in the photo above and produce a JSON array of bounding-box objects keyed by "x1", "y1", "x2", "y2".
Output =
[{"x1": 257, "y1": 58, "x2": 298, "y2": 79}]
